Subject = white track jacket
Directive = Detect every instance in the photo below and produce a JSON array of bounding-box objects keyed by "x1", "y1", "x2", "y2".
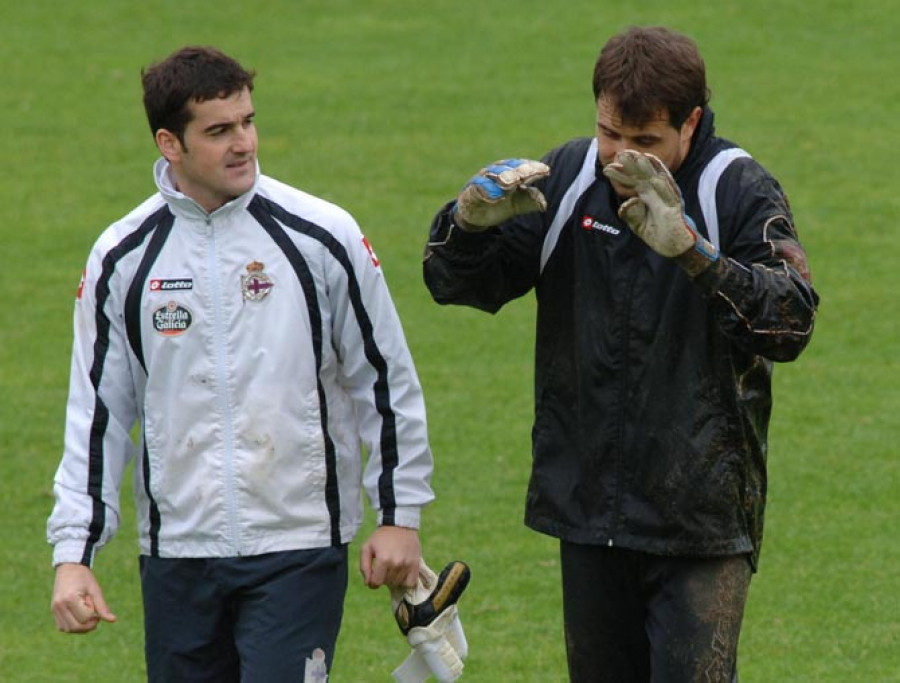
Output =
[{"x1": 48, "y1": 160, "x2": 434, "y2": 566}]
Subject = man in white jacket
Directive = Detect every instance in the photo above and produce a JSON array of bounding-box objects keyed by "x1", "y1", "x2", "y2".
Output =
[{"x1": 47, "y1": 45, "x2": 435, "y2": 681}]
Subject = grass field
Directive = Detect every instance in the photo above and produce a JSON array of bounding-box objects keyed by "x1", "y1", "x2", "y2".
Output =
[{"x1": 1, "y1": 1, "x2": 897, "y2": 680}]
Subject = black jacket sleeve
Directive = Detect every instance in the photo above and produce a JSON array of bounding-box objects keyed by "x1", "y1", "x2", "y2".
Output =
[
  {"x1": 693, "y1": 159, "x2": 819, "y2": 362},
  {"x1": 422, "y1": 140, "x2": 591, "y2": 314},
  {"x1": 423, "y1": 201, "x2": 548, "y2": 314}
]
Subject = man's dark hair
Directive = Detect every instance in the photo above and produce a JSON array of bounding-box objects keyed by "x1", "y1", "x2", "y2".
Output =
[
  {"x1": 592, "y1": 27, "x2": 710, "y2": 129},
  {"x1": 141, "y1": 46, "x2": 256, "y2": 145}
]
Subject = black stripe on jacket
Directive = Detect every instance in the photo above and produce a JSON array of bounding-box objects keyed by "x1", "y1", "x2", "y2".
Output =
[
  {"x1": 83, "y1": 206, "x2": 169, "y2": 564},
  {"x1": 248, "y1": 196, "x2": 400, "y2": 535},
  {"x1": 124, "y1": 209, "x2": 175, "y2": 372},
  {"x1": 123, "y1": 208, "x2": 173, "y2": 556}
]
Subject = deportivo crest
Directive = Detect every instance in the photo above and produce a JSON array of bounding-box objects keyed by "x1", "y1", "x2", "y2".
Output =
[
  {"x1": 152, "y1": 301, "x2": 193, "y2": 336},
  {"x1": 241, "y1": 261, "x2": 274, "y2": 301}
]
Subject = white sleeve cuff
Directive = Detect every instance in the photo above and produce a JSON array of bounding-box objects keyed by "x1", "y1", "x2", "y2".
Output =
[
  {"x1": 51, "y1": 539, "x2": 92, "y2": 568},
  {"x1": 379, "y1": 506, "x2": 421, "y2": 529}
]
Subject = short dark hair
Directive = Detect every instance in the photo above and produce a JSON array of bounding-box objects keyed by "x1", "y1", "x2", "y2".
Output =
[
  {"x1": 592, "y1": 27, "x2": 710, "y2": 129},
  {"x1": 141, "y1": 46, "x2": 256, "y2": 144}
]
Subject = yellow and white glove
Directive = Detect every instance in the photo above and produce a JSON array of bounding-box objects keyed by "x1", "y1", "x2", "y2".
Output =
[
  {"x1": 454, "y1": 159, "x2": 550, "y2": 230},
  {"x1": 602, "y1": 151, "x2": 718, "y2": 270},
  {"x1": 391, "y1": 560, "x2": 471, "y2": 682}
]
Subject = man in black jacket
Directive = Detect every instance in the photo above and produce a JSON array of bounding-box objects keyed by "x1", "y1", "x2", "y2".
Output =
[{"x1": 423, "y1": 26, "x2": 818, "y2": 682}]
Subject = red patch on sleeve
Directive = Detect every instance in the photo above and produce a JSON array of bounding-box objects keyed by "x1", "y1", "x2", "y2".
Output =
[
  {"x1": 362, "y1": 236, "x2": 380, "y2": 268},
  {"x1": 775, "y1": 241, "x2": 812, "y2": 282}
]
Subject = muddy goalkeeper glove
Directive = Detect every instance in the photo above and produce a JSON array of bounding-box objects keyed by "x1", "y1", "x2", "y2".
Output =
[
  {"x1": 603, "y1": 150, "x2": 717, "y2": 276},
  {"x1": 454, "y1": 159, "x2": 550, "y2": 230}
]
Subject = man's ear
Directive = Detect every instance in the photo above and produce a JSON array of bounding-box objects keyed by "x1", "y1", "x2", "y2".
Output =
[
  {"x1": 680, "y1": 106, "x2": 703, "y2": 146},
  {"x1": 155, "y1": 129, "x2": 182, "y2": 163}
]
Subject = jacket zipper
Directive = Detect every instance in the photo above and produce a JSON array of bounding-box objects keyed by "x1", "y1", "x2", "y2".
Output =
[
  {"x1": 607, "y1": 252, "x2": 640, "y2": 547},
  {"x1": 207, "y1": 216, "x2": 243, "y2": 555}
]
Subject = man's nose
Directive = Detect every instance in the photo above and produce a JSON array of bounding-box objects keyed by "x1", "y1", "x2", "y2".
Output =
[
  {"x1": 599, "y1": 138, "x2": 628, "y2": 166},
  {"x1": 232, "y1": 126, "x2": 255, "y2": 152}
]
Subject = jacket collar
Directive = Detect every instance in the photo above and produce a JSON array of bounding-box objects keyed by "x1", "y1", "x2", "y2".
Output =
[
  {"x1": 675, "y1": 106, "x2": 716, "y2": 182},
  {"x1": 153, "y1": 157, "x2": 260, "y2": 220}
]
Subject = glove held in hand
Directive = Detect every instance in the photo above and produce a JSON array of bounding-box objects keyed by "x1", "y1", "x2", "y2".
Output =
[
  {"x1": 394, "y1": 561, "x2": 470, "y2": 634},
  {"x1": 391, "y1": 561, "x2": 471, "y2": 683}
]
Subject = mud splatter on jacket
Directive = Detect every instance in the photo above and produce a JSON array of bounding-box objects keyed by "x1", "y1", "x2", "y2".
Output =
[{"x1": 423, "y1": 109, "x2": 817, "y2": 568}]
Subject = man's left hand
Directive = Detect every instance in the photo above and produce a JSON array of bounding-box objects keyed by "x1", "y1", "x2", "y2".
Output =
[
  {"x1": 360, "y1": 526, "x2": 422, "y2": 589},
  {"x1": 603, "y1": 150, "x2": 703, "y2": 258}
]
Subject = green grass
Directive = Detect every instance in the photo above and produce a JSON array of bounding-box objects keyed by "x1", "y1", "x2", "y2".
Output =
[{"x1": 2, "y1": 1, "x2": 897, "y2": 680}]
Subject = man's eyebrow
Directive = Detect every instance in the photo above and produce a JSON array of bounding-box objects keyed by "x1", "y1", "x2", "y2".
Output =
[
  {"x1": 202, "y1": 120, "x2": 232, "y2": 132},
  {"x1": 202, "y1": 112, "x2": 254, "y2": 133}
]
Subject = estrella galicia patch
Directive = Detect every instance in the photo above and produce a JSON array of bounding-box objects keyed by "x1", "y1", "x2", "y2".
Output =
[
  {"x1": 150, "y1": 278, "x2": 194, "y2": 292},
  {"x1": 152, "y1": 301, "x2": 193, "y2": 336}
]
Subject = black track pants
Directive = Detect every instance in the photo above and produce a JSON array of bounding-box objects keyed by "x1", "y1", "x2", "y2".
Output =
[
  {"x1": 140, "y1": 546, "x2": 348, "y2": 683},
  {"x1": 560, "y1": 542, "x2": 751, "y2": 683}
]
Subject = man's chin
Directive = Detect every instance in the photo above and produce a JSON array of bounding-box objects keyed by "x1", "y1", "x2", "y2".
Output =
[{"x1": 226, "y1": 170, "x2": 256, "y2": 195}]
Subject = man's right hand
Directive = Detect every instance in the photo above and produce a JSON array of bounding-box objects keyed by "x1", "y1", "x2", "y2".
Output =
[
  {"x1": 454, "y1": 159, "x2": 550, "y2": 230},
  {"x1": 51, "y1": 563, "x2": 117, "y2": 633}
]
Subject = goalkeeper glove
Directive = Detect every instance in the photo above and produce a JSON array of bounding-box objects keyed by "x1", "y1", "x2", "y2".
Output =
[
  {"x1": 390, "y1": 560, "x2": 471, "y2": 682},
  {"x1": 602, "y1": 150, "x2": 717, "y2": 275},
  {"x1": 454, "y1": 159, "x2": 550, "y2": 230}
]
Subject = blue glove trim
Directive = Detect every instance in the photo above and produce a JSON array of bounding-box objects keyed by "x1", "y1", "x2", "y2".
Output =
[
  {"x1": 461, "y1": 158, "x2": 535, "y2": 202},
  {"x1": 470, "y1": 175, "x2": 504, "y2": 200},
  {"x1": 684, "y1": 214, "x2": 719, "y2": 261},
  {"x1": 694, "y1": 236, "x2": 719, "y2": 261}
]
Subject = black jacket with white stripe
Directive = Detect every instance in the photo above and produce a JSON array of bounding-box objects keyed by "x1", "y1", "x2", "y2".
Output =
[{"x1": 423, "y1": 108, "x2": 818, "y2": 568}]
